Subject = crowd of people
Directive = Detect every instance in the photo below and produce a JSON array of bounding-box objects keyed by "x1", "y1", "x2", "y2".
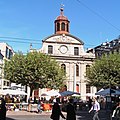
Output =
[
  {"x1": 0, "y1": 94, "x2": 120, "y2": 120},
  {"x1": 50, "y1": 97, "x2": 120, "y2": 120}
]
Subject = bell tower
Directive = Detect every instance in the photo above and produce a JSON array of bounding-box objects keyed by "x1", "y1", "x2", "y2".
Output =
[{"x1": 54, "y1": 5, "x2": 70, "y2": 35}]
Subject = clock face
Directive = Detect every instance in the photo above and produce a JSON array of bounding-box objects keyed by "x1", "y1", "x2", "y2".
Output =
[{"x1": 59, "y1": 45, "x2": 68, "y2": 54}]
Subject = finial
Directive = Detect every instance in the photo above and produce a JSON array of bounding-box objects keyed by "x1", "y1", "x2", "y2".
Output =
[{"x1": 60, "y1": 4, "x2": 64, "y2": 16}]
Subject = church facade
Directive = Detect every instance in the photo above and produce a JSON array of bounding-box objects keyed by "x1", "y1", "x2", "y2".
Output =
[{"x1": 38, "y1": 7, "x2": 96, "y2": 100}]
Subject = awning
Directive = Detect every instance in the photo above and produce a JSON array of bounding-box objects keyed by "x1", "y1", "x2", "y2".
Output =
[{"x1": 0, "y1": 89, "x2": 28, "y2": 95}]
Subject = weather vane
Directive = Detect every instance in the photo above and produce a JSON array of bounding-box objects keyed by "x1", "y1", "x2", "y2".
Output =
[{"x1": 60, "y1": 4, "x2": 64, "y2": 15}]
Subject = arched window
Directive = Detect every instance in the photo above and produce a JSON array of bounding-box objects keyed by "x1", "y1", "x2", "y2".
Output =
[
  {"x1": 86, "y1": 65, "x2": 90, "y2": 76},
  {"x1": 61, "y1": 64, "x2": 66, "y2": 74},
  {"x1": 57, "y1": 23, "x2": 60, "y2": 31},
  {"x1": 67, "y1": 23, "x2": 69, "y2": 32},
  {"x1": 76, "y1": 64, "x2": 79, "y2": 76},
  {"x1": 48, "y1": 45, "x2": 53, "y2": 54},
  {"x1": 61, "y1": 22, "x2": 65, "y2": 31},
  {"x1": 76, "y1": 84, "x2": 79, "y2": 92}
]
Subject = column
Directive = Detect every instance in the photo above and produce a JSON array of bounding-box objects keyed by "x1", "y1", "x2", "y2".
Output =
[{"x1": 73, "y1": 64, "x2": 76, "y2": 92}]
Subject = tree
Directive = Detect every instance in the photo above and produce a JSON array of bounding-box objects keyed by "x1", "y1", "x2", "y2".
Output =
[
  {"x1": 4, "y1": 51, "x2": 66, "y2": 96},
  {"x1": 86, "y1": 53, "x2": 120, "y2": 89}
]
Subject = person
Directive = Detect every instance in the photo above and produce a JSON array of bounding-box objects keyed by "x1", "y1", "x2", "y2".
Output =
[
  {"x1": 73, "y1": 97, "x2": 78, "y2": 111},
  {"x1": 66, "y1": 98, "x2": 76, "y2": 120},
  {"x1": 112, "y1": 102, "x2": 118, "y2": 119},
  {"x1": 89, "y1": 98, "x2": 100, "y2": 120},
  {"x1": 50, "y1": 98, "x2": 66, "y2": 120},
  {"x1": 112, "y1": 102, "x2": 120, "y2": 120},
  {"x1": 34, "y1": 97, "x2": 37, "y2": 104},
  {"x1": 28, "y1": 97, "x2": 32, "y2": 112},
  {"x1": 37, "y1": 97, "x2": 42, "y2": 113},
  {"x1": 88, "y1": 97, "x2": 92, "y2": 110},
  {"x1": 0, "y1": 97, "x2": 6, "y2": 120}
]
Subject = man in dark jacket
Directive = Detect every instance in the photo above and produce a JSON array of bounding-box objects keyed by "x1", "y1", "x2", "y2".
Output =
[
  {"x1": 0, "y1": 97, "x2": 6, "y2": 120},
  {"x1": 66, "y1": 98, "x2": 76, "y2": 120},
  {"x1": 51, "y1": 99, "x2": 66, "y2": 120}
]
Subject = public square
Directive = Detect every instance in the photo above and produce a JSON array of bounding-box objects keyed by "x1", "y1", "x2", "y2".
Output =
[
  {"x1": 0, "y1": 1, "x2": 120, "y2": 120},
  {"x1": 6, "y1": 109, "x2": 111, "y2": 120}
]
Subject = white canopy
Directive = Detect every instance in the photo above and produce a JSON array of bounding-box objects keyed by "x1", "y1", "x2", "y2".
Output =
[
  {"x1": 41, "y1": 90, "x2": 61, "y2": 97},
  {"x1": 85, "y1": 93, "x2": 98, "y2": 97},
  {"x1": 0, "y1": 89, "x2": 28, "y2": 95},
  {"x1": 59, "y1": 90, "x2": 80, "y2": 97},
  {"x1": 95, "y1": 88, "x2": 120, "y2": 96}
]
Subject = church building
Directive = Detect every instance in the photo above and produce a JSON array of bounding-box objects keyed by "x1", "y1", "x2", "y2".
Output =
[{"x1": 38, "y1": 7, "x2": 96, "y2": 100}]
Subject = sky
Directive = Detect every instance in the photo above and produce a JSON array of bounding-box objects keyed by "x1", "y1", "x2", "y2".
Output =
[{"x1": 0, "y1": 0, "x2": 120, "y2": 54}]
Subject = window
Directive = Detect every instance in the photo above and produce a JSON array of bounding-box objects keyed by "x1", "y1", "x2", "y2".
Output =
[
  {"x1": 7, "y1": 81, "x2": 9, "y2": 86},
  {"x1": 86, "y1": 65, "x2": 90, "y2": 76},
  {"x1": 76, "y1": 64, "x2": 79, "y2": 76},
  {"x1": 6, "y1": 47, "x2": 9, "y2": 58},
  {"x1": 4, "y1": 81, "x2": 6, "y2": 86},
  {"x1": 61, "y1": 64, "x2": 66, "y2": 74},
  {"x1": 57, "y1": 23, "x2": 60, "y2": 31},
  {"x1": 67, "y1": 23, "x2": 69, "y2": 32},
  {"x1": 76, "y1": 84, "x2": 79, "y2": 92},
  {"x1": 9, "y1": 49, "x2": 13, "y2": 59},
  {"x1": 61, "y1": 22, "x2": 65, "y2": 31},
  {"x1": 86, "y1": 85, "x2": 91, "y2": 93},
  {"x1": 74, "y1": 47, "x2": 79, "y2": 55},
  {"x1": 48, "y1": 45, "x2": 53, "y2": 54}
]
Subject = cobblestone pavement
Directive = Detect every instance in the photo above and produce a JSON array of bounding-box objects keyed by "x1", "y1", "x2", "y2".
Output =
[
  {"x1": 76, "y1": 110, "x2": 111, "y2": 120},
  {"x1": 6, "y1": 110, "x2": 112, "y2": 120}
]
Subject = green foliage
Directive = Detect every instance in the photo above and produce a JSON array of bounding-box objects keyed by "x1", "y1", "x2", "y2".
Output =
[
  {"x1": 86, "y1": 53, "x2": 120, "y2": 88},
  {"x1": 4, "y1": 51, "x2": 66, "y2": 93}
]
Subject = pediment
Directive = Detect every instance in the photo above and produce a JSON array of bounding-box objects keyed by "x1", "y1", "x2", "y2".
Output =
[{"x1": 42, "y1": 34, "x2": 84, "y2": 45}]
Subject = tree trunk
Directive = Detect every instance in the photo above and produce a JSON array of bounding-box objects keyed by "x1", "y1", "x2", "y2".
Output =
[
  {"x1": 24, "y1": 85, "x2": 27, "y2": 102},
  {"x1": 30, "y1": 86, "x2": 34, "y2": 97}
]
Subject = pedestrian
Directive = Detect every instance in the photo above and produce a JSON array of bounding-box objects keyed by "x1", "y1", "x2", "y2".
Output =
[
  {"x1": 37, "y1": 97, "x2": 42, "y2": 113},
  {"x1": 89, "y1": 98, "x2": 100, "y2": 120},
  {"x1": 0, "y1": 97, "x2": 6, "y2": 120},
  {"x1": 88, "y1": 97, "x2": 92, "y2": 110},
  {"x1": 73, "y1": 97, "x2": 78, "y2": 111},
  {"x1": 50, "y1": 98, "x2": 66, "y2": 120},
  {"x1": 112, "y1": 102, "x2": 120, "y2": 120},
  {"x1": 66, "y1": 98, "x2": 76, "y2": 120},
  {"x1": 28, "y1": 97, "x2": 32, "y2": 112}
]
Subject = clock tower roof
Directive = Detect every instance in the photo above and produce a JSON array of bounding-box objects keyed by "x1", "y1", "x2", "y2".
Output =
[{"x1": 54, "y1": 6, "x2": 70, "y2": 35}]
